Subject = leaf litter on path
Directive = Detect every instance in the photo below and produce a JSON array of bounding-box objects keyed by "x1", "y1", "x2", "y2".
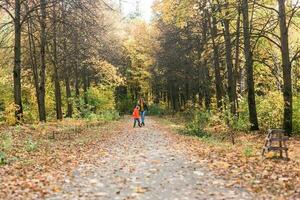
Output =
[{"x1": 46, "y1": 117, "x2": 253, "y2": 200}]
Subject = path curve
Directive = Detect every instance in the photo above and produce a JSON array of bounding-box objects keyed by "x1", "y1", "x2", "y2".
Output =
[{"x1": 47, "y1": 118, "x2": 253, "y2": 200}]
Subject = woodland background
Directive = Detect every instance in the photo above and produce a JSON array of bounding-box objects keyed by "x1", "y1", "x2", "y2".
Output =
[
  {"x1": 1, "y1": 1, "x2": 300, "y2": 198},
  {"x1": 0, "y1": 0, "x2": 300, "y2": 135}
]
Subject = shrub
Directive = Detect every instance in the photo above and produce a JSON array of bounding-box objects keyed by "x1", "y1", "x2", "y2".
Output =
[
  {"x1": 214, "y1": 92, "x2": 299, "y2": 134},
  {"x1": 86, "y1": 110, "x2": 120, "y2": 121},
  {"x1": 3, "y1": 103, "x2": 18, "y2": 125},
  {"x1": 232, "y1": 98, "x2": 251, "y2": 131},
  {"x1": 243, "y1": 145, "x2": 254, "y2": 157},
  {"x1": 183, "y1": 111, "x2": 211, "y2": 137},
  {"x1": 0, "y1": 151, "x2": 7, "y2": 165},
  {"x1": 25, "y1": 138, "x2": 38, "y2": 152},
  {"x1": 293, "y1": 95, "x2": 300, "y2": 134},
  {"x1": 180, "y1": 101, "x2": 198, "y2": 121},
  {"x1": 99, "y1": 110, "x2": 120, "y2": 121},
  {"x1": 256, "y1": 91, "x2": 284, "y2": 130},
  {"x1": 87, "y1": 86, "x2": 115, "y2": 112},
  {"x1": 72, "y1": 86, "x2": 120, "y2": 121},
  {"x1": 148, "y1": 103, "x2": 168, "y2": 116},
  {"x1": 115, "y1": 95, "x2": 135, "y2": 115},
  {"x1": 1, "y1": 133, "x2": 13, "y2": 152}
]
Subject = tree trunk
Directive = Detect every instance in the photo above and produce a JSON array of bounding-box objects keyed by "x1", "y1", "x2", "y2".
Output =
[
  {"x1": 278, "y1": 0, "x2": 292, "y2": 135},
  {"x1": 223, "y1": 12, "x2": 237, "y2": 115},
  {"x1": 82, "y1": 66, "x2": 88, "y2": 105},
  {"x1": 26, "y1": 5, "x2": 41, "y2": 121},
  {"x1": 65, "y1": 71, "x2": 73, "y2": 118},
  {"x1": 234, "y1": 5, "x2": 241, "y2": 111},
  {"x1": 241, "y1": 0, "x2": 259, "y2": 130},
  {"x1": 209, "y1": 12, "x2": 223, "y2": 110},
  {"x1": 204, "y1": 61, "x2": 211, "y2": 110},
  {"x1": 52, "y1": 2, "x2": 63, "y2": 120},
  {"x1": 38, "y1": 0, "x2": 47, "y2": 122},
  {"x1": 216, "y1": 0, "x2": 237, "y2": 115},
  {"x1": 62, "y1": 0, "x2": 72, "y2": 118},
  {"x1": 13, "y1": 0, "x2": 23, "y2": 121},
  {"x1": 202, "y1": 9, "x2": 211, "y2": 111},
  {"x1": 74, "y1": 31, "x2": 80, "y2": 97}
]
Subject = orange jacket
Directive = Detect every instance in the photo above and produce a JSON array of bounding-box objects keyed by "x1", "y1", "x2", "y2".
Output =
[{"x1": 132, "y1": 108, "x2": 140, "y2": 118}]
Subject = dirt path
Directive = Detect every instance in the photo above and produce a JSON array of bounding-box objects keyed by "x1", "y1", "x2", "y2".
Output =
[{"x1": 47, "y1": 117, "x2": 253, "y2": 200}]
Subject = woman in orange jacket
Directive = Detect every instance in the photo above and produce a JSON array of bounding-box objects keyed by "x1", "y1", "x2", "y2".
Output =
[{"x1": 132, "y1": 106, "x2": 141, "y2": 128}]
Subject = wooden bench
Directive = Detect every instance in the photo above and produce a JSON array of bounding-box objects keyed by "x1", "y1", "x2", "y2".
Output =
[{"x1": 262, "y1": 129, "x2": 289, "y2": 159}]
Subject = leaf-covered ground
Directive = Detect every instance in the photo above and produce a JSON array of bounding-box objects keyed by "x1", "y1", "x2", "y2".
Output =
[
  {"x1": 0, "y1": 119, "x2": 124, "y2": 199},
  {"x1": 161, "y1": 116, "x2": 300, "y2": 199},
  {"x1": 1, "y1": 117, "x2": 299, "y2": 199},
  {"x1": 46, "y1": 118, "x2": 252, "y2": 200}
]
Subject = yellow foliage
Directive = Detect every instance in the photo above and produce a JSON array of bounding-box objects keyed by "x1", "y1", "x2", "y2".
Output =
[
  {"x1": 86, "y1": 59, "x2": 124, "y2": 86},
  {"x1": 4, "y1": 103, "x2": 17, "y2": 125}
]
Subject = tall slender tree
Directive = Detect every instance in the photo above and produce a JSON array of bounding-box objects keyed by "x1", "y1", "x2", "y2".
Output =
[
  {"x1": 51, "y1": 2, "x2": 63, "y2": 120},
  {"x1": 14, "y1": 0, "x2": 23, "y2": 120},
  {"x1": 241, "y1": 0, "x2": 259, "y2": 130},
  {"x1": 278, "y1": 0, "x2": 292, "y2": 135}
]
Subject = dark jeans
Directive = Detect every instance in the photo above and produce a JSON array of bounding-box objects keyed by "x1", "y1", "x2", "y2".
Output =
[
  {"x1": 133, "y1": 118, "x2": 141, "y2": 127},
  {"x1": 141, "y1": 111, "x2": 146, "y2": 125}
]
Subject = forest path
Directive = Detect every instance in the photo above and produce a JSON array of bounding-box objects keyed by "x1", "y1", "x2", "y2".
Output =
[{"x1": 47, "y1": 117, "x2": 253, "y2": 200}]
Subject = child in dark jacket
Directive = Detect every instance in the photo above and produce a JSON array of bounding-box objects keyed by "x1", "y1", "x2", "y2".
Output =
[{"x1": 132, "y1": 106, "x2": 141, "y2": 128}]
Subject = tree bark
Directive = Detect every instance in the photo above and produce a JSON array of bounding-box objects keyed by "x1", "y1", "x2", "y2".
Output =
[
  {"x1": 202, "y1": 9, "x2": 211, "y2": 110},
  {"x1": 26, "y1": 5, "x2": 41, "y2": 122},
  {"x1": 74, "y1": 31, "x2": 80, "y2": 97},
  {"x1": 38, "y1": 0, "x2": 47, "y2": 122},
  {"x1": 241, "y1": 0, "x2": 259, "y2": 130},
  {"x1": 52, "y1": 2, "x2": 63, "y2": 120},
  {"x1": 234, "y1": 5, "x2": 241, "y2": 111},
  {"x1": 62, "y1": 0, "x2": 72, "y2": 118},
  {"x1": 82, "y1": 66, "x2": 88, "y2": 105},
  {"x1": 13, "y1": 0, "x2": 23, "y2": 121},
  {"x1": 222, "y1": 2, "x2": 237, "y2": 115},
  {"x1": 209, "y1": 11, "x2": 223, "y2": 110},
  {"x1": 278, "y1": 0, "x2": 292, "y2": 135}
]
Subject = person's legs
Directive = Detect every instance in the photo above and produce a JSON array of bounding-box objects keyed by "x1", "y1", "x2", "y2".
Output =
[
  {"x1": 141, "y1": 111, "x2": 146, "y2": 126},
  {"x1": 133, "y1": 119, "x2": 137, "y2": 128},
  {"x1": 137, "y1": 118, "x2": 142, "y2": 127}
]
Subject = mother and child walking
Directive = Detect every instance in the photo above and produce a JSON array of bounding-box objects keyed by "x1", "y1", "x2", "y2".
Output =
[{"x1": 133, "y1": 97, "x2": 148, "y2": 128}]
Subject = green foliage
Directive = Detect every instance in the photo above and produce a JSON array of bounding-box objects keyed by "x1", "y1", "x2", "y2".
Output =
[
  {"x1": 0, "y1": 68, "x2": 13, "y2": 123},
  {"x1": 183, "y1": 111, "x2": 211, "y2": 138},
  {"x1": 211, "y1": 92, "x2": 300, "y2": 134},
  {"x1": 0, "y1": 133, "x2": 12, "y2": 165},
  {"x1": 212, "y1": 92, "x2": 298, "y2": 133},
  {"x1": 173, "y1": 92, "x2": 300, "y2": 135},
  {"x1": 22, "y1": 84, "x2": 39, "y2": 123},
  {"x1": 87, "y1": 86, "x2": 115, "y2": 112},
  {"x1": 0, "y1": 151, "x2": 7, "y2": 165},
  {"x1": 293, "y1": 96, "x2": 300, "y2": 134},
  {"x1": 25, "y1": 138, "x2": 38, "y2": 152},
  {"x1": 201, "y1": 135, "x2": 223, "y2": 146},
  {"x1": 204, "y1": 99, "x2": 250, "y2": 132},
  {"x1": 99, "y1": 110, "x2": 120, "y2": 121},
  {"x1": 243, "y1": 145, "x2": 254, "y2": 157},
  {"x1": 85, "y1": 110, "x2": 120, "y2": 121},
  {"x1": 45, "y1": 78, "x2": 57, "y2": 119},
  {"x1": 1, "y1": 133, "x2": 13, "y2": 152},
  {"x1": 72, "y1": 86, "x2": 120, "y2": 121},
  {"x1": 256, "y1": 91, "x2": 284, "y2": 130},
  {"x1": 124, "y1": 21, "x2": 152, "y2": 97},
  {"x1": 148, "y1": 103, "x2": 167, "y2": 116},
  {"x1": 115, "y1": 95, "x2": 135, "y2": 115},
  {"x1": 180, "y1": 101, "x2": 198, "y2": 120},
  {"x1": 230, "y1": 98, "x2": 251, "y2": 131}
]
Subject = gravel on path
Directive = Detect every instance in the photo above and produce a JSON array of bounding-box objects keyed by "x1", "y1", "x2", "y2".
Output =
[{"x1": 47, "y1": 118, "x2": 253, "y2": 200}]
